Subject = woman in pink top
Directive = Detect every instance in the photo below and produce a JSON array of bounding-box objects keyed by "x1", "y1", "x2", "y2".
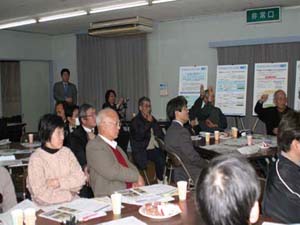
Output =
[{"x1": 27, "y1": 114, "x2": 86, "y2": 205}]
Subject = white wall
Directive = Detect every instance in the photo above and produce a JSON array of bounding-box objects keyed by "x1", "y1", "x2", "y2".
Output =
[
  {"x1": 51, "y1": 34, "x2": 78, "y2": 86},
  {"x1": 0, "y1": 30, "x2": 51, "y2": 60},
  {"x1": 148, "y1": 8, "x2": 300, "y2": 118}
]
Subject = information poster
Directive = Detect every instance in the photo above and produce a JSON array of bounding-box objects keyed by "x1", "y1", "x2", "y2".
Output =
[
  {"x1": 215, "y1": 64, "x2": 248, "y2": 116},
  {"x1": 178, "y1": 66, "x2": 208, "y2": 108},
  {"x1": 294, "y1": 61, "x2": 300, "y2": 110},
  {"x1": 253, "y1": 62, "x2": 288, "y2": 115}
]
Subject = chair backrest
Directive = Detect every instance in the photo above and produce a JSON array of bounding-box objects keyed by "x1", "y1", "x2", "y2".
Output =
[{"x1": 155, "y1": 137, "x2": 194, "y2": 186}]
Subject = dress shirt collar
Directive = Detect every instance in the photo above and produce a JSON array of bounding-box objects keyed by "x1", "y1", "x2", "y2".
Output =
[
  {"x1": 173, "y1": 120, "x2": 183, "y2": 127},
  {"x1": 82, "y1": 125, "x2": 94, "y2": 133},
  {"x1": 99, "y1": 134, "x2": 118, "y2": 149}
]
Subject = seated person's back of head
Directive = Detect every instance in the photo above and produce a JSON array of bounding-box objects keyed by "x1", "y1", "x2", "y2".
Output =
[
  {"x1": 262, "y1": 110, "x2": 300, "y2": 223},
  {"x1": 196, "y1": 154, "x2": 260, "y2": 225}
]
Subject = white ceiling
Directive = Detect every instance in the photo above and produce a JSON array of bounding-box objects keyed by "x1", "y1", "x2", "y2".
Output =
[{"x1": 1, "y1": 0, "x2": 300, "y2": 35}]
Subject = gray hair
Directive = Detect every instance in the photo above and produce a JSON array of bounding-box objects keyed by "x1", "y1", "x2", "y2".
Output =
[
  {"x1": 96, "y1": 108, "x2": 116, "y2": 126},
  {"x1": 79, "y1": 103, "x2": 95, "y2": 124}
]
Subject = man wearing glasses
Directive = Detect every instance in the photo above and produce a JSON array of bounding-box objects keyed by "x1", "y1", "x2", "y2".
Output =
[
  {"x1": 86, "y1": 108, "x2": 144, "y2": 197},
  {"x1": 130, "y1": 97, "x2": 165, "y2": 183},
  {"x1": 69, "y1": 103, "x2": 97, "y2": 198}
]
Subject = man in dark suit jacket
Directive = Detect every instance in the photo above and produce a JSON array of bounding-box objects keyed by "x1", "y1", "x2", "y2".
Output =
[
  {"x1": 165, "y1": 96, "x2": 207, "y2": 182},
  {"x1": 130, "y1": 97, "x2": 165, "y2": 182},
  {"x1": 69, "y1": 103, "x2": 97, "y2": 198},
  {"x1": 53, "y1": 68, "x2": 77, "y2": 105}
]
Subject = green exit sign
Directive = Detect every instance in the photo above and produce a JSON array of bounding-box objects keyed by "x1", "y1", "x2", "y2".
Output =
[{"x1": 246, "y1": 7, "x2": 281, "y2": 24}]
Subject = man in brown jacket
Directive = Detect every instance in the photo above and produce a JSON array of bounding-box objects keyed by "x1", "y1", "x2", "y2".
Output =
[{"x1": 86, "y1": 108, "x2": 144, "y2": 197}]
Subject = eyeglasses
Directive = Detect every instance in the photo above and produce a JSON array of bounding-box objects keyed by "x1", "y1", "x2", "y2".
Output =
[{"x1": 103, "y1": 121, "x2": 121, "y2": 127}]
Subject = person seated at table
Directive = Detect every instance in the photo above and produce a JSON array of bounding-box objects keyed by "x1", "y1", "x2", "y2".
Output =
[
  {"x1": 130, "y1": 97, "x2": 165, "y2": 183},
  {"x1": 0, "y1": 167, "x2": 17, "y2": 212},
  {"x1": 27, "y1": 114, "x2": 86, "y2": 205},
  {"x1": 165, "y1": 96, "x2": 207, "y2": 182},
  {"x1": 69, "y1": 103, "x2": 97, "y2": 198},
  {"x1": 102, "y1": 89, "x2": 125, "y2": 119},
  {"x1": 65, "y1": 104, "x2": 79, "y2": 133},
  {"x1": 196, "y1": 154, "x2": 260, "y2": 225},
  {"x1": 55, "y1": 101, "x2": 71, "y2": 145},
  {"x1": 255, "y1": 90, "x2": 292, "y2": 135},
  {"x1": 86, "y1": 108, "x2": 144, "y2": 197},
  {"x1": 262, "y1": 111, "x2": 300, "y2": 223},
  {"x1": 189, "y1": 85, "x2": 227, "y2": 133}
]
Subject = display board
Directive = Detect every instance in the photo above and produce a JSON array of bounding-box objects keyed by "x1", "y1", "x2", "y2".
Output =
[
  {"x1": 178, "y1": 66, "x2": 208, "y2": 108},
  {"x1": 253, "y1": 62, "x2": 288, "y2": 115},
  {"x1": 215, "y1": 64, "x2": 248, "y2": 116},
  {"x1": 294, "y1": 61, "x2": 300, "y2": 111}
]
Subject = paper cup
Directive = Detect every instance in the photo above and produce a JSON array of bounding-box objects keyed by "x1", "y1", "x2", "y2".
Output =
[
  {"x1": 177, "y1": 181, "x2": 187, "y2": 201},
  {"x1": 231, "y1": 127, "x2": 238, "y2": 138},
  {"x1": 205, "y1": 132, "x2": 210, "y2": 143},
  {"x1": 214, "y1": 131, "x2": 220, "y2": 141},
  {"x1": 24, "y1": 208, "x2": 36, "y2": 225},
  {"x1": 247, "y1": 135, "x2": 253, "y2": 146},
  {"x1": 111, "y1": 193, "x2": 122, "y2": 215},
  {"x1": 28, "y1": 134, "x2": 34, "y2": 144},
  {"x1": 11, "y1": 209, "x2": 23, "y2": 225}
]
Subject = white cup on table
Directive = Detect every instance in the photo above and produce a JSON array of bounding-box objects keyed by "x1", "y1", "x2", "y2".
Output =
[
  {"x1": 24, "y1": 208, "x2": 36, "y2": 225},
  {"x1": 247, "y1": 135, "x2": 253, "y2": 146},
  {"x1": 28, "y1": 134, "x2": 34, "y2": 144},
  {"x1": 231, "y1": 127, "x2": 238, "y2": 138},
  {"x1": 177, "y1": 181, "x2": 188, "y2": 201},
  {"x1": 205, "y1": 132, "x2": 210, "y2": 143},
  {"x1": 11, "y1": 209, "x2": 23, "y2": 225},
  {"x1": 214, "y1": 130, "x2": 220, "y2": 141},
  {"x1": 111, "y1": 193, "x2": 122, "y2": 215}
]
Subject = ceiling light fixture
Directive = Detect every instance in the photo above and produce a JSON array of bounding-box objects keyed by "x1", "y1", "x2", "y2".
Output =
[
  {"x1": 90, "y1": 1, "x2": 148, "y2": 14},
  {"x1": 152, "y1": 0, "x2": 176, "y2": 4},
  {"x1": 0, "y1": 19, "x2": 37, "y2": 29},
  {"x1": 39, "y1": 10, "x2": 87, "y2": 22}
]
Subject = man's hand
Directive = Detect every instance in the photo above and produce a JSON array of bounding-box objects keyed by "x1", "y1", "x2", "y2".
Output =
[
  {"x1": 84, "y1": 166, "x2": 90, "y2": 186},
  {"x1": 260, "y1": 94, "x2": 268, "y2": 103},
  {"x1": 205, "y1": 119, "x2": 217, "y2": 128},
  {"x1": 46, "y1": 178, "x2": 60, "y2": 189},
  {"x1": 273, "y1": 128, "x2": 278, "y2": 135},
  {"x1": 65, "y1": 97, "x2": 73, "y2": 103},
  {"x1": 200, "y1": 84, "x2": 205, "y2": 98},
  {"x1": 132, "y1": 175, "x2": 145, "y2": 188},
  {"x1": 208, "y1": 86, "x2": 214, "y2": 103}
]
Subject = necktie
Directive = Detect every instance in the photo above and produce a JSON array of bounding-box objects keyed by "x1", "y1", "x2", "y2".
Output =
[{"x1": 63, "y1": 83, "x2": 68, "y2": 98}]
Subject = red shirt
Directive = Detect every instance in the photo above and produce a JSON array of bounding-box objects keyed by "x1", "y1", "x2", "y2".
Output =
[{"x1": 109, "y1": 146, "x2": 133, "y2": 189}]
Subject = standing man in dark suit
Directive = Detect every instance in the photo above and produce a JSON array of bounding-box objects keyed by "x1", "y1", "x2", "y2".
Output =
[
  {"x1": 130, "y1": 97, "x2": 165, "y2": 183},
  {"x1": 69, "y1": 104, "x2": 97, "y2": 198},
  {"x1": 53, "y1": 68, "x2": 77, "y2": 105},
  {"x1": 165, "y1": 96, "x2": 207, "y2": 182}
]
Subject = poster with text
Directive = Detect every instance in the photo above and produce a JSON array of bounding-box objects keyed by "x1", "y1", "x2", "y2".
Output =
[
  {"x1": 179, "y1": 66, "x2": 208, "y2": 108},
  {"x1": 253, "y1": 62, "x2": 288, "y2": 115},
  {"x1": 215, "y1": 64, "x2": 248, "y2": 116},
  {"x1": 294, "y1": 61, "x2": 300, "y2": 110}
]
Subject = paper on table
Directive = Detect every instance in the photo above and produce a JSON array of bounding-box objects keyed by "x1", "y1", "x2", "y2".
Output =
[
  {"x1": 0, "y1": 155, "x2": 15, "y2": 161},
  {"x1": 0, "y1": 199, "x2": 40, "y2": 225},
  {"x1": 237, "y1": 145, "x2": 260, "y2": 155},
  {"x1": 100, "y1": 216, "x2": 147, "y2": 225},
  {"x1": 0, "y1": 139, "x2": 11, "y2": 145}
]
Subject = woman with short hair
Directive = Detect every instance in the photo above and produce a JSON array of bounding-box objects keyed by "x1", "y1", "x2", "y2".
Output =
[{"x1": 27, "y1": 114, "x2": 86, "y2": 205}]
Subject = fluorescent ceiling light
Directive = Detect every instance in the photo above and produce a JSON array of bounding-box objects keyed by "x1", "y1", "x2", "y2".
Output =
[
  {"x1": 0, "y1": 19, "x2": 36, "y2": 29},
  {"x1": 90, "y1": 1, "x2": 148, "y2": 14},
  {"x1": 39, "y1": 10, "x2": 87, "y2": 22},
  {"x1": 152, "y1": 0, "x2": 176, "y2": 4}
]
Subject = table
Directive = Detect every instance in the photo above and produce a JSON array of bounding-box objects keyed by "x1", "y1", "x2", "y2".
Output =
[
  {"x1": 193, "y1": 135, "x2": 278, "y2": 160},
  {"x1": 36, "y1": 192, "x2": 272, "y2": 225}
]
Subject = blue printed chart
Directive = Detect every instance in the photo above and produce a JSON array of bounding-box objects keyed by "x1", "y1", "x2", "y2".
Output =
[
  {"x1": 215, "y1": 64, "x2": 248, "y2": 116},
  {"x1": 178, "y1": 66, "x2": 208, "y2": 108}
]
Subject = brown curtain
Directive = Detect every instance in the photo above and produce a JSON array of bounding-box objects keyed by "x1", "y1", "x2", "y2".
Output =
[
  {"x1": 217, "y1": 42, "x2": 300, "y2": 133},
  {"x1": 0, "y1": 61, "x2": 21, "y2": 117},
  {"x1": 76, "y1": 34, "x2": 149, "y2": 117}
]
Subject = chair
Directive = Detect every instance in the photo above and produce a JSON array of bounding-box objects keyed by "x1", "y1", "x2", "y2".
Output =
[{"x1": 155, "y1": 137, "x2": 194, "y2": 188}]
